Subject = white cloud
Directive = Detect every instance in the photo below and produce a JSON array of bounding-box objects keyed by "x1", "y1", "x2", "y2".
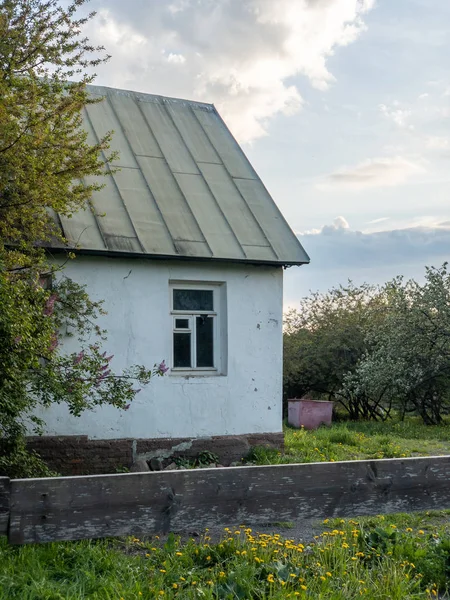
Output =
[
  {"x1": 166, "y1": 52, "x2": 186, "y2": 64},
  {"x1": 317, "y1": 155, "x2": 425, "y2": 191},
  {"x1": 366, "y1": 217, "x2": 390, "y2": 224},
  {"x1": 378, "y1": 102, "x2": 413, "y2": 128},
  {"x1": 426, "y1": 136, "x2": 450, "y2": 150},
  {"x1": 84, "y1": 0, "x2": 375, "y2": 142}
]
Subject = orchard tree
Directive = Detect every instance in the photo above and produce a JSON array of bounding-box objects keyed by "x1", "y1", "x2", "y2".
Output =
[
  {"x1": 0, "y1": 0, "x2": 165, "y2": 477},
  {"x1": 284, "y1": 282, "x2": 389, "y2": 420},
  {"x1": 343, "y1": 265, "x2": 450, "y2": 425}
]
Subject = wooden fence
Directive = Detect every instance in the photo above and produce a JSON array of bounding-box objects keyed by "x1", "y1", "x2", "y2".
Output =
[{"x1": 1, "y1": 455, "x2": 449, "y2": 545}]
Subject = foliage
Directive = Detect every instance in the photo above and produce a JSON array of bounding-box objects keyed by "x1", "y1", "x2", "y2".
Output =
[
  {"x1": 283, "y1": 282, "x2": 388, "y2": 420},
  {"x1": 0, "y1": 267, "x2": 168, "y2": 477},
  {"x1": 0, "y1": 0, "x2": 166, "y2": 477},
  {"x1": 344, "y1": 264, "x2": 450, "y2": 424},
  {"x1": 0, "y1": 0, "x2": 115, "y2": 273},
  {"x1": 285, "y1": 265, "x2": 450, "y2": 424},
  {"x1": 0, "y1": 516, "x2": 448, "y2": 598},
  {"x1": 174, "y1": 450, "x2": 220, "y2": 469}
]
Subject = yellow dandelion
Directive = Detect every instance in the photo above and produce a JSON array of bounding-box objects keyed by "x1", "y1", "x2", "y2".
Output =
[
  {"x1": 175, "y1": 552, "x2": 183, "y2": 556},
  {"x1": 406, "y1": 527, "x2": 413, "y2": 532},
  {"x1": 172, "y1": 583, "x2": 178, "y2": 589},
  {"x1": 267, "y1": 574, "x2": 275, "y2": 583},
  {"x1": 219, "y1": 571, "x2": 226, "y2": 578},
  {"x1": 301, "y1": 584, "x2": 307, "y2": 590},
  {"x1": 159, "y1": 569, "x2": 166, "y2": 573},
  {"x1": 326, "y1": 572, "x2": 332, "y2": 577},
  {"x1": 419, "y1": 530, "x2": 425, "y2": 535}
]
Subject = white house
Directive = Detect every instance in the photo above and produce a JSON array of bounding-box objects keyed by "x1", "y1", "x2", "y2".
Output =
[{"x1": 30, "y1": 85, "x2": 309, "y2": 474}]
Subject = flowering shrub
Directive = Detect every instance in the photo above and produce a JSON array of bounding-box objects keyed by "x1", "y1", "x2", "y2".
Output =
[{"x1": 0, "y1": 271, "x2": 166, "y2": 478}]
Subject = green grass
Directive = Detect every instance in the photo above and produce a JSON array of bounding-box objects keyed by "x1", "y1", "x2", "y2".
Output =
[
  {"x1": 1, "y1": 417, "x2": 448, "y2": 598},
  {"x1": 249, "y1": 418, "x2": 450, "y2": 465},
  {"x1": 0, "y1": 513, "x2": 449, "y2": 599}
]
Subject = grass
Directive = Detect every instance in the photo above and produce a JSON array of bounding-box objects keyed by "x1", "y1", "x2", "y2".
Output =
[
  {"x1": 248, "y1": 417, "x2": 450, "y2": 465},
  {"x1": 0, "y1": 513, "x2": 449, "y2": 599},
  {"x1": 1, "y1": 417, "x2": 448, "y2": 598}
]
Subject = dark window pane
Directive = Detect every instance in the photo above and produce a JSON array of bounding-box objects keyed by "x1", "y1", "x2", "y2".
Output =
[
  {"x1": 173, "y1": 289, "x2": 213, "y2": 311},
  {"x1": 196, "y1": 316, "x2": 214, "y2": 367},
  {"x1": 175, "y1": 318, "x2": 189, "y2": 329},
  {"x1": 174, "y1": 333, "x2": 191, "y2": 367}
]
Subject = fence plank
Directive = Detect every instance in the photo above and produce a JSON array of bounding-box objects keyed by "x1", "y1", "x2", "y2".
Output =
[
  {"x1": 8, "y1": 456, "x2": 450, "y2": 544},
  {"x1": 0, "y1": 477, "x2": 10, "y2": 536}
]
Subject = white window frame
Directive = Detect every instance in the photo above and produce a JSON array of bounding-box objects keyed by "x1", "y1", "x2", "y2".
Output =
[{"x1": 169, "y1": 282, "x2": 224, "y2": 375}]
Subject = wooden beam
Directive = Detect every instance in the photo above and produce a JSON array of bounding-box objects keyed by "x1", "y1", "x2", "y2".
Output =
[
  {"x1": 0, "y1": 477, "x2": 10, "y2": 536},
  {"x1": 8, "y1": 456, "x2": 450, "y2": 544}
]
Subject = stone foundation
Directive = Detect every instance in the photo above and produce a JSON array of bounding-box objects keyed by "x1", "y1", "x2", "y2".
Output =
[{"x1": 26, "y1": 432, "x2": 284, "y2": 475}]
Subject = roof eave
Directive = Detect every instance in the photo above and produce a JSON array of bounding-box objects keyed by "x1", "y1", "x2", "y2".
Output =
[{"x1": 45, "y1": 246, "x2": 310, "y2": 268}]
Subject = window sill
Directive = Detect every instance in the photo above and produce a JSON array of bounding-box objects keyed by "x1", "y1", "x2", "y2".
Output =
[{"x1": 170, "y1": 368, "x2": 224, "y2": 378}]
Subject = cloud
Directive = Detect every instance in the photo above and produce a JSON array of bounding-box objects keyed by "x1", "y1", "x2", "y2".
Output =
[
  {"x1": 166, "y1": 52, "x2": 186, "y2": 64},
  {"x1": 366, "y1": 217, "x2": 390, "y2": 225},
  {"x1": 378, "y1": 102, "x2": 413, "y2": 128},
  {"x1": 317, "y1": 156, "x2": 425, "y2": 191},
  {"x1": 283, "y1": 218, "x2": 450, "y2": 305},
  {"x1": 426, "y1": 136, "x2": 450, "y2": 150},
  {"x1": 84, "y1": 0, "x2": 375, "y2": 142},
  {"x1": 299, "y1": 217, "x2": 450, "y2": 271}
]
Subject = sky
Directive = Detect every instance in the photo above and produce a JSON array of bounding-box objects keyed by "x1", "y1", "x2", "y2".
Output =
[{"x1": 79, "y1": 0, "x2": 450, "y2": 307}]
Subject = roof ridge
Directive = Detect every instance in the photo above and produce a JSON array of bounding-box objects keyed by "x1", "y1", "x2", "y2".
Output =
[{"x1": 86, "y1": 83, "x2": 216, "y2": 112}]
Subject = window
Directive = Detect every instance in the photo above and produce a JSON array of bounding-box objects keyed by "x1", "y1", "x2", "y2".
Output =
[{"x1": 170, "y1": 283, "x2": 224, "y2": 373}]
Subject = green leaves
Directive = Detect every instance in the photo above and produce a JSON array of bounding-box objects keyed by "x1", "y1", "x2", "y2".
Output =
[
  {"x1": 285, "y1": 265, "x2": 450, "y2": 424},
  {"x1": 346, "y1": 264, "x2": 450, "y2": 424},
  {"x1": 283, "y1": 282, "x2": 388, "y2": 420},
  {"x1": 0, "y1": 1, "x2": 161, "y2": 478}
]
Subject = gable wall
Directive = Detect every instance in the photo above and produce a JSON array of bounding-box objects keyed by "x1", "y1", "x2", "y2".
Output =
[{"x1": 32, "y1": 257, "x2": 284, "y2": 443}]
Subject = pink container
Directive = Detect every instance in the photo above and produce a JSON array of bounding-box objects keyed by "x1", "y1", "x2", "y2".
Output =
[{"x1": 288, "y1": 399, "x2": 333, "y2": 430}]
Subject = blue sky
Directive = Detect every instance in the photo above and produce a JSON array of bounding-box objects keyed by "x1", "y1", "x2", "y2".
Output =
[{"x1": 81, "y1": 0, "x2": 450, "y2": 306}]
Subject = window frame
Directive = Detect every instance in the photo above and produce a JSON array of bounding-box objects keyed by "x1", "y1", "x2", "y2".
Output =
[{"x1": 169, "y1": 282, "x2": 223, "y2": 375}]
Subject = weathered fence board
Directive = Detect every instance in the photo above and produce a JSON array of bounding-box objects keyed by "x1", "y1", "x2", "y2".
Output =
[
  {"x1": 7, "y1": 455, "x2": 450, "y2": 544},
  {"x1": 0, "y1": 477, "x2": 10, "y2": 535}
]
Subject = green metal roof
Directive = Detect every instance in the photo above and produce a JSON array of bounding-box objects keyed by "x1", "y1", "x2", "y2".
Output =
[{"x1": 58, "y1": 85, "x2": 309, "y2": 266}]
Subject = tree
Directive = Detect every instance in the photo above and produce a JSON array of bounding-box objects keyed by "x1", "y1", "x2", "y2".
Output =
[
  {"x1": 284, "y1": 282, "x2": 388, "y2": 420},
  {"x1": 0, "y1": 0, "x2": 165, "y2": 477},
  {"x1": 344, "y1": 265, "x2": 450, "y2": 425}
]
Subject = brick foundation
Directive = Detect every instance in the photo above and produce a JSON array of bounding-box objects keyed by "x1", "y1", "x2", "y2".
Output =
[{"x1": 26, "y1": 432, "x2": 284, "y2": 475}]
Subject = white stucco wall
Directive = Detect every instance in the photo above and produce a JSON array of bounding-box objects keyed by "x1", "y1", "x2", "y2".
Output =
[{"x1": 33, "y1": 257, "x2": 284, "y2": 440}]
